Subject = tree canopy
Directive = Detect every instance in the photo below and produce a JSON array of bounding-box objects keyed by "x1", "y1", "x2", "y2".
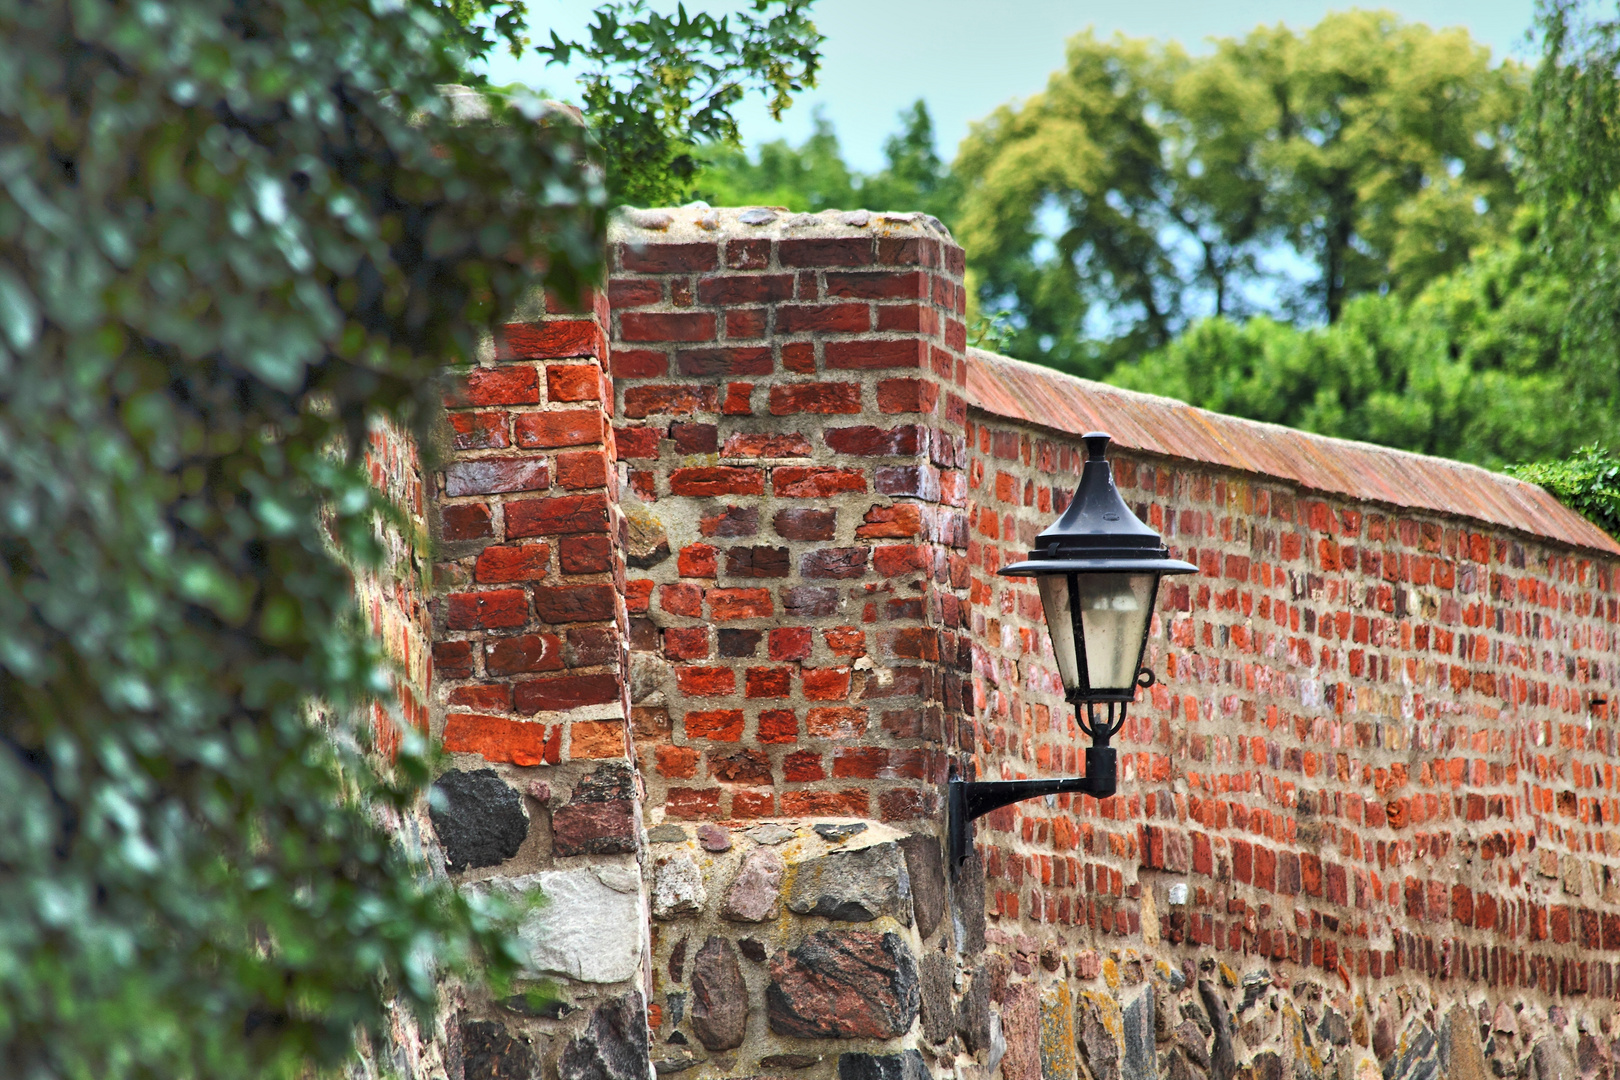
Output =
[
  {"x1": 0, "y1": 0, "x2": 603, "y2": 1075},
  {"x1": 951, "y1": 12, "x2": 1523, "y2": 377}
]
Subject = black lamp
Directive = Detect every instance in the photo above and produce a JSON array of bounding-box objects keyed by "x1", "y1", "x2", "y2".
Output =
[{"x1": 946, "y1": 432, "x2": 1195, "y2": 870}]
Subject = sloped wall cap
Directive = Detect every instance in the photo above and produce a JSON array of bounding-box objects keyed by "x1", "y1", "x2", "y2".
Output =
[{"x1": 967, "y1": 347, "x2": 1620, "y2": 557}]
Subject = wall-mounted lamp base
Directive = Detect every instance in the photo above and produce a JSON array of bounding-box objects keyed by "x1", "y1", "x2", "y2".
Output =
[{"x1": 947, "y1": 746, "x2": 1117, "y2": 873}]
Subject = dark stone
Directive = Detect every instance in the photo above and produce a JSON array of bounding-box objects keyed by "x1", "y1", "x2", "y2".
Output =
[
  {"x1": 1252, "y1": 1052, "x2": 1282, "y2": 1080},
  {"x1": 787, "y1": 842, "x2": 910, "y2": 923},
  {"x1": 668, "y1": 936, "x2": 687, "y2": 983},
  {"x1": 690, "y1": 937, "x2": 748, "y2": 1052},
  {"x1": 1383, "y1": 1018, "x2": 1439, "y2": 1080},
  {"x1": 920, "y1": 950, "x2": 953, "y2": 1044},
  {"x1": 666, "y1": 991, "x2": 686, "y2": 1026},
  {"x1": 1374, "y1": 1013, "x2": 1397, "y2": 1064},
  {"x1": 838, "y1": 1050, "x2": 929, "y2": 1080},
  {"x1": 1198, "y1": 980, "x2": 1236, "y2": 1080},
  {"x1": 1166, "y1": 1051, "x2": 1204, "y2": 1080},
  {"x1": 431, "y1": 769, "x2": 528, "y2": 872},
  {"x1": 957, "y1": 964, "x2": 991, "y2": 1053},
  {"x1": 552, "y1": 799, "x2": 637, "y2": 856},
  {"x1": 1176, "y1": 1021, "x2": 1212, "y2": 1071},
  {"x1": 648, "y1": 824, "x2": 688, "y2": 843},
  {"x1": 718, "y1": 628, "x2": 762, "y2": 657},
  {"x1": 1123, "y1": 986, "x2": 1158, "y2": 1080},
  {"x1": 573, "y1": 762, "x2": 636, "y2": 802},
  {"x1": 952, "y1": 850, "x2": 985, "y2": 957},
  {"x1": 739, "y1": 937, "x2": 768, "y2": 962},
  {"x1": 1533, "y1": 1039, "x2": 1578, "y2": 1080},
  {"x1": 654, "y1": 1052, "x2": 699, "y2": 1074},
  {"x1": 815, "y1": 822, "x2": 868, "y2": 842},
  {"x1": 762, "y1": 1054, "x2": 822, "y2": 1070},
  {"x1": 1319, "y1": 1009, "x2": 1352, "y2": 1048},
  {"x1": 898, "y1": 833, "x2": 945, "y2": 941},
  {"x1": 1077, "y1": 992, "x2": 1121, "y2": 1080},
  {"x1": 463, "y1": 1019, "x2": 540, "y2": 1080},
  {"x1": 766, "y1": 930, "x2": 919, "y2": 1039},
  {"x1": 558, "y1": 992, "x2": 651, "y2": 1080}
]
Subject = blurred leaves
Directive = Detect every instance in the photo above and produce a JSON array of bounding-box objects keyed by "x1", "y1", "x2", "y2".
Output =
[
  {"x1": 0, "y1": 0, "x2": 603, "y2": 1076},
  {"x1": 1508, "y1": 446, "x2": 1620, "y2": 538}
]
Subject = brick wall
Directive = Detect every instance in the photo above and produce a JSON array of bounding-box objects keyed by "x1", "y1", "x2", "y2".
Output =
[{"x1": 409, "y1": 206, "x2": 1620, "y2": 1080}]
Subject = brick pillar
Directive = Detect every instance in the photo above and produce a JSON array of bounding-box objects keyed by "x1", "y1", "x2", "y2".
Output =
[{"x1": 429, "y1": 286, "x2": 652, "y2": 1078}]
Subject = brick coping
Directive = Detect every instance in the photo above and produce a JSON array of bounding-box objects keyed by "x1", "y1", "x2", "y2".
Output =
[{"x1": 967, "y1": 345, "x2": 1620, "y2": 557}]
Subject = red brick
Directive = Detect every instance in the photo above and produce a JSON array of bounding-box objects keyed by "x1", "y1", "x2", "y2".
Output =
[
  {"x1": 876, "y1": 378, "x2": 940, "y2": 414},
  {"x1": 722, "y1": 383, "x2": 754, "y2": 414},
  {"x1": 725, "y1": 546, "x2": 790, "y2": 578},
  {"x1": 618, "y1": 242, "x2": 718, "y2": 273},
  {"x1": 856, "y1": 504, "x2": 923, "y2": 538},
  {"x1": 623, "y1": 384, "x2": 718, "y2": 418},
  {"x1": 745, "y1": 666, "x2": 792, "y2": 698},
  {"x1": 506, "y1": 493, "x2": 609, "y2": 537},
  {"x1": 782, "y1": 342, "x2": 816, "y2": 373},
  {"x1": 670, "y1": 467, "x2": 764, "y2": 497},
  {"x1": 449, "y1": 411, "x2": 509, "y2": 450},
  {"x1": 831, "y1": 748, "x2": 891, "y2": 779},
  {"x1": 514, "y1": 410, "x2": 603, "y2": 448},
  {"x1": 678, "y1": 543, "x2": 718, "y2": 578},
  {"x1": 731, "y1": 791, "x2": 774, "y2": 818},
  {"x1": 824, "y1": 627, "x2": 866, "y2": 657},
  {"x1": 656, "y1": 744, "x2": 699, "y2": 779},
  {"x1": 675, "y1": 666, "x2": 736, "y2": 697},
  {"x1": 444, "y1": 457, "x2": 549, "y2": 497},
  {"x1": 533, "y1": 584, "x2": 616, "y2": 623},
  {"x1": 446, "y1": 589, "x2": 528, "y2": 630},
  {"x1": 774, "y1": 508, "x2": 836, "y2": 540},
  {"x1": 825, "y1": 425, "x2": 923, "y2": 456},
  {"x1": 685, "y1": 709, "x2": 746, "y2": 741},
  {"x1": 768, "y1": 382, "x2": 861, "y2": 415},
  {"x1": 659, "y1": 583, "x2": 704, "y2": 617},
  {"x1": 882, "y1": 627, "x2": 938, "y2": 660},
  {"x1": 612, "y1": 350, "x2": 667, "y2": 379},
  {"x1": 500, "y1": 320, "x2": 603, "y2": 360},
  {"x1": 555, "y1": 450, "x2": 608, "y2": 490},
  {"x1": 776, "y1": 303, "x2": 870, "y2": 334},
  {"x1": 486, "y1": 634, "x2": 565, "y2": 675},
  {"x1": 677, "y1": 347, "x2": 774, "y2": 377},
  {"x1": 609, "y1": 278, "x2": 663, "y2": 308},
  {"x1": 700, "y1": 506, "x2": 760, "y2": 538},
  {"x1": 783, "y1": 750, "x2": 825, "y2": 782},
  {"x1": 441, "y1": 503, "x2": 493, "y2": 540},
  {"x1": 802, "y1": 667, "x2": 853, "y2": 700},
  {"x1": 781, "y1": 790, "x2": 868, "y2": 816},
  {"x1": 475, "y1": 543, "x2": 550, "y2": 583},
  {"x1": 874, "y1": 544, "x2": 927, "y2": 577},
  {"x1": 779, "y1": 237, "x2": 873, "y2": 267},
  {"x1": 696, "y1": 274, "x2": 795, "y2": 305},
  {"x1": 664, "y1": 626, "x2": 709, "y2": 660},
  {"x1": 826, "y1": 339, "x2": 926, "y2": 370},
  {"x1": 565, "y1": 626, "x2": 616, "y2": 667},
  {"x1": 806, "y1": 706, "x2": 867, "y2": 738},
  {"x1": 800, "y1": 548, "x2": 870, "y2": 580},
  {"x1": 708, "y1": 588, "x2": 773, "y2": 620},
  {"x1": 774, "y1": 467, "x2": 866, "y2": 497},
  {"x1": 723, "y1": 307, "x2": 768, "y2": 338},
  {"x1": 665, "y1": 787, "x2": 722, "y2": 818},
  {"x1": 620, "y1": 311, "x2": 715, "y2": 343},
  {"x1": 725, "y1": 238, "x2": 772, "y2": 269},
  {"x1": 624, "y1": 579, "x2": 654, "y2": 615},
  {"x1": 448, "y1": 365, "x2": 539, "y2": 406},
  {"x1": 559, "y1": 535, "x2": 612, "y2": 574},
  {"x1": 722, "y1": 432, "x2": 814, "y2": 458},
  {"x1": 614, "y1": 425, "x2": 662, "y2": 460},
  {"x1": 769, "y1": 627, "x2": 814, "y2": 661},
  {"x1": 671, "y1": 422, "x2": 719, "y2": 454},
  {"x1": 547, "y1": 363, "x2": 602, "y2": 402},
  {"x1": 448, "y1": 683, "x2": 511, "y2": 711},
  {"x1": 443, "y1": 713, "x2": 558, "y2": 766},
  {"x1": 876, "y1": 236, "x2": 941, "y2": 266},
  {"x1": 758, "y1": 709, "x2": 798, "y2": 743},
  {"x1": 433, "y1": 640, "x2": 475, "y2": 679},
  {"x1": 824, "y1": 270, "x2": 927, "y2": 299},
  {"x1": 513, "y1": 673, "x2": 621, "y2": 713}
]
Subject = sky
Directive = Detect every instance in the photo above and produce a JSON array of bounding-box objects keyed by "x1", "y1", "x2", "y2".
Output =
[{"x1": 483, "y1": 0, "x2": 1540, "y2": 173}]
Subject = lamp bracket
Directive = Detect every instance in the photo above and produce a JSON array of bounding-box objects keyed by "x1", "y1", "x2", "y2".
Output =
[{"x1": 947, "y1": 746, "x2": 1119, "y2": 873}]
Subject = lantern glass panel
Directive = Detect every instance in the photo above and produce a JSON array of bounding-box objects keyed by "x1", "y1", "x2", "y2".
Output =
[
  {"x1": 1076, "y1": 573, "x2": 1156, "y2": 692},
  {"x1": 1036, "y1": 575, "x2": 1079, "y2": 690}
]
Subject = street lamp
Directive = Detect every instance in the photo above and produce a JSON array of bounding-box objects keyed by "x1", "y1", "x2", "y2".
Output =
[{"x1": 947, "y1": 432, "x2": 1196, "y2": 870}]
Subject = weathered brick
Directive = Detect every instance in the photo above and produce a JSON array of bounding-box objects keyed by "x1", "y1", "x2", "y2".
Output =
[
  {"x1": 555, "y1": 449, "x2": 608, "y2": 490},
  {"x1": 446, "y1": 589, "x2": 529, "y2": 630},
  {"x1": 533, "y1": 584, "x2": 617, "y2": 623},
  {"x1": 514, "y1": 410, "x2": 603, "y2": 449},
  {"x1": 474, "y1": 543, "x2": 550, "y2": 584},
  {"x1": 780, "y1": 789, "x2": 868, "y2": 816},
  {"x1": 825, "y1": 339, "x2": 926, "y2": 370},
  {"x1": 665, "y1": 787, "x2": 722, "y2": 818},
  {"x1": 824, "y1": 270, "x2": 927, "y2": 299},
  {"x1": 433, "y1": 640, "x2": 475, "y2": 680},
  {"x1": 824, "y1": 425, "x2": 923, "y2": 456},
  {"x1": 782, "y1": 586, "x2": 839, "y2": 617},
  {"x1": 678, "y1": 543, "x2": 718, "y2": 578},
  {"x1": 614, "y1": 425, "x2": 662, "y2": 460},
  {"x1": 486, "y1": 633, "x2": 565, "y2": 675},
  {"x1": 500, "y1": 320, "x2": 603, "y2": 360},
  {"x1": 876, "y1": 378, "x2": 940, "y2": 414},
  {"x1": 443, "y1": 713, "x2": 558, "y2": 766},
  {"x1": 768, "y1": 382, "x2": 862, "y2": 415},
  {"x1": 700, "y1": 505, "x2": 761, "y2": 538},
  {"x1": 618, "y1": 241, "x2": 718, "y2": 273},
  {"x1": 670, "y1": 467, "x2": 765, "y2": 497},
  {"x1": 448, "y1": 365, "x2": 539, "y2": 407},
  {"x1": 725, "y1": 546, "x2": 790, "y2": 578},
  {"x1": 447, "y1": 683, "x2": 511, "y2": 711},
  {"x1": 856, "y1": 503, "x2": 923, "y2": 538},
  {"x1": 671, "y1": 422, "x2": 719, "y2": 454},
  {"x1": 708, "y1": 588, "x2": 773, "y2": 620},
  {"x1": 448, "y1": 411, "x2": 509, "y2": 450},
  {"x1": 685, "y1": 709, "x2": 746, "y2": 741},
  {"x1": 677, "y1": 347, "x2": 774, "y2": 377},
  {"x1": 774, "y1": 508, "x2": 836, "y2": 540},
  {"x1": 779, "y1": 236, "x2": 873, "y2": 267},
  {"x1": 445, "y1": 457, "x2": 549, "y2": 497},
  {"x1": 801, "y1": 667, "x2": 853, "y2": 700},
  {"x1": 547, "y1": 363, "x2": 602, "y2": 402},
  {"x1": 773, "y1": 467, "x2": 866, "y2": 497},
  {"x1": 745, "y1": 666, "x2": 792, "y2": 698},
  {"x1": 441, "y1": 502, "x2": 494, "y2": 541},
  {"x1": 620, "y1": 311, "x2": 716, "y2": 343},
  {"x1": 801, "y1": 548, "x2": 870, "y2": 579},
  {"x1": 697, "y1": 274, "x2": 795, "y2": 305},
  {"x1": 722, "y1": 432, "x2": 814, "y2": 458},
  {"x1": 623, "y1": 384, "x2": 719, "y2": 418},
  {"x1": 513, "y1": 673, "x2": 621, "y2": 713},
  {"x1": 664, "y1": 626, "x2": 710, "y2": 660},
  {"x1": 676, "y1": 666, "x2": 737, "y2": 696},
  {"x1": 506, "y1": 493, "x2": 609, "y2": 537},
  {"x1": 609, "y1": 277, "x2": 663, "y2": 308},
  {"x1": 775, "y1": 303, "x2": 870, "y2": 334},
  {"x1": 559, "y1": 535, "x2": 613, "y2": 574}
]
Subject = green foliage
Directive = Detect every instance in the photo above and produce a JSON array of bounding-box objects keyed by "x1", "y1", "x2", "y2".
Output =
[
  {"x1": 954, "y1": 14, "x2": 1524, "y2": 377},
  {"x1": 0, "y1": 0, "x2": 604, "y2": 1076},
  {"x1": 1524, "y1": 0, "x2": 1620, "y2": 415},
  {"x1": 1508, "y1": 446, "x2": 1620, "y2": 539},
  {"x1": 692, "y1": 99, "x2": 959, "y2": 219},
  {"x1": 538, "y1": 0, "x2": 823, "y2": 206},
  {"x1": 1109, "y1": 224, "x2": 1585, "y2": 468}
]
